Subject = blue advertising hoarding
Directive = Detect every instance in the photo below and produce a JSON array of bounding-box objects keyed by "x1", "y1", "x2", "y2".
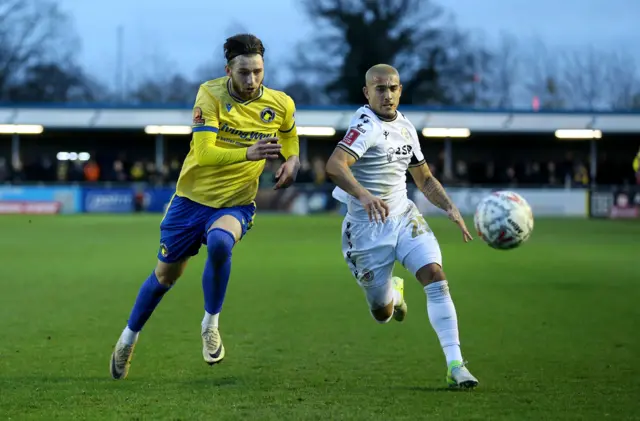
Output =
[
  {"x1": 82, "y1": 188, "x2": 135, "y2": 213},
  {"x1": 142, "y1": 187, "x2": 175, "y2": 213},
  {"x1": 0, "y1": 185, "x2": 177, "y2": 214}
]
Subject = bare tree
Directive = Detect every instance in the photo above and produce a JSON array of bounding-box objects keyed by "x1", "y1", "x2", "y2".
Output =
[
  {"x1": 0, "y1": 0, "x2": 79, "y2": 100},
  {"x1": 490, "y1": 32, "x2": 521, "y2": 109},
  {"x1": 7, "y1": 62, "x2": 100, "y2": 103},
  {"x1": 125, "y1": 43, "x2": 199, "y2": 104},
  {"x1": 523, "y1": 39, "x2": 640, "y2": 111},
  {"x1": 129, "y1": 74, "x2": 197, "y2": 105},
  {"x1": 603, "y1": 51, "x2": 640, "y2": 110},
  {"x1": 524, "y1": 39, "x2": 567, "y2": 110},
  {"x1": 561, "y1": 47, "x2": 609, "y2": 109}
]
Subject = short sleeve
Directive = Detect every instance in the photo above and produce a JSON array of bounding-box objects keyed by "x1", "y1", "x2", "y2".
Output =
[
  {"x1": 336, "y1": 117, "x2": 377, "y2": 160},
  {"x1": 191, "y1": 85, "x2": 220, "y2": 134},
  {"x1": 409, "y1": 130, "x2": 425, "y2": 167}
]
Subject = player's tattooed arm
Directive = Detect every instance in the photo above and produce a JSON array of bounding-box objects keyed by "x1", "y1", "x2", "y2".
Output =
[
  {"x1": 409, "y1": 163, "x2": 473, "y2": 242},
  {"x1": 421, "y1": 176, "x2": 463, "y2": 222},
  {"x1": 409, "y1": 163, "x2": 462, "y2": 223}
]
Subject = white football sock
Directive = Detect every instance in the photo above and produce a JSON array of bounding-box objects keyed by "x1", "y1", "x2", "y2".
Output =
[
  {"x1": 121, "y1": 326, "x2": 139, "y2": 346},
  {"x1": 424, "y1": 281, "x2": 463, "y2": 366},
  {"x1": 202, "y1": 311, "x2": 219, "y2": 329}
]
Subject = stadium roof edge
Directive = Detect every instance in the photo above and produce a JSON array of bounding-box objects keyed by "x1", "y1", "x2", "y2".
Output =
[
  {"x1": 1, "y1": 102, "x2": 640, "y2": 115},
  {"x1": 1, "y1": 104, "x2": 640, "y2": 132}
]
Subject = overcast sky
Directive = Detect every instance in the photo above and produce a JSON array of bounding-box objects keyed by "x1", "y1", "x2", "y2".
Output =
[{"x1": 57, "y1": 0, "x2": 640, "y2": 89}]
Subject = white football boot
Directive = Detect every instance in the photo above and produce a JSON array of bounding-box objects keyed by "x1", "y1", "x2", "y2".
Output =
[
  {"x1": 110, "y1": 336, "x2": 137, "y2": 380},
  {"x1": 202, "y1": 326, "x2": 225, "y2": 365},
  {"x1": 392, "y1": 276, "x2": 408, "y2": 322}
]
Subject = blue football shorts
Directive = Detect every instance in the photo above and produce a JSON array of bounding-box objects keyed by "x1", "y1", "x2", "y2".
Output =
[{"x1": 157, "y1": 194, "x2": 255, "y2": 263}]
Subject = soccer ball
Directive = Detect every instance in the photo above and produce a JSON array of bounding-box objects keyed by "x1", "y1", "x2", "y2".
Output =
[{"x1": 473, "y1": 191, "x2": 534, "y2": 250}]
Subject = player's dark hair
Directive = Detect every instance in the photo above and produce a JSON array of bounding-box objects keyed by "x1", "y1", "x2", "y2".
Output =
[{"x1": 224, "y1": 34, "x2": 265, "y2": 63}]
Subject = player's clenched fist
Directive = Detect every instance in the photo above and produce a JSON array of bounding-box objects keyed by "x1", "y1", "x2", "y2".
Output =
[
  {"x1": 246, "y1": 138, "x2": 282, "y2": 161},
  {"x1": 358, "y1": 192, "x2": 390, "y2": 223}
]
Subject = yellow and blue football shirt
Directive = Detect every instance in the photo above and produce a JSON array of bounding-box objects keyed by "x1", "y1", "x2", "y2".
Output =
[{"x1": 175, "y1": 76, "x2": 299, "y2": 208}]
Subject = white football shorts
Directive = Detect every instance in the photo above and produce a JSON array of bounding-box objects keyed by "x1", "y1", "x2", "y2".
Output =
[{"x1": 340, "y1": 201, "x2": 442, "y2": 309}]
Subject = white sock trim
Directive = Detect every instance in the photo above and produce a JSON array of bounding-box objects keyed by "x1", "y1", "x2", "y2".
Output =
[
  {"x1": 424, "y1": 280, "x2": 450, "y2": 298},
  {"x1": 121, "y1": 326, "x2": 139, "y2": 345},
  {"x1": 202, "y1": 312, "x2": 219, "y2": 329}
]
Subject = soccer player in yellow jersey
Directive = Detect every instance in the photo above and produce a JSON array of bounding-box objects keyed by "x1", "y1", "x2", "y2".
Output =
[{"x1": 110, "y1": 34, "x2": 300, "y2": 379}]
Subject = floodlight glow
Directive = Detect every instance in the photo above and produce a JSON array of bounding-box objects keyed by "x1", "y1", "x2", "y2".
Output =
[
  {"x1": 297, "y1": 126, "x2": 336, "y2": 136},
  {"x1": 144, "y1": 125, "x2": 192, "y2": 135},
  {"x1": 56, "y1": 151, "x2": 91, "y2": 161},
  {"x1": 0, "y1": 124, "x2": 44, "y2": 134},
  {"x1": 554, "y1": 129, "x2": 602, "y2": 139},
  {"x1": 422, "y1": 128, "x2": 470, "y2": 138}
]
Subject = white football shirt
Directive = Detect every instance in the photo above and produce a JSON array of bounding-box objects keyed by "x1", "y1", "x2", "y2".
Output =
[{"x1": 332, "y1": 105, "x2": 425, "y2": 221}]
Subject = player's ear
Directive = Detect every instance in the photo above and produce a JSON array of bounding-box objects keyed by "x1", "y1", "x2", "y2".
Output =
[
  {"x1": 225, "y1": 64, "x2": 231, "y2": 77},
  {"x1": 362, "y1": 86, "x2": 369, "y2": 101}
]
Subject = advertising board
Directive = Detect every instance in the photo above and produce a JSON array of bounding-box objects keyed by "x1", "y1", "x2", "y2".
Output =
[
  {"x1": 589, "y1": 187, "x2": 640, "y2": 219},
  {"x1": 411, "y1": 188, "x2": 588, "y2": 217},
  {"x1": 0, "y1": 186, "x2": 81, "y2": 214},
  {"x1": 82, "y1": 188, "x2": 134, "y2": 213}
]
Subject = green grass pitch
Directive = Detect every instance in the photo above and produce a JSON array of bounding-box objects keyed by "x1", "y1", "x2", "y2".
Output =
[{"x1": 0, "y1": 214, "x2": 638, "y2": 420}]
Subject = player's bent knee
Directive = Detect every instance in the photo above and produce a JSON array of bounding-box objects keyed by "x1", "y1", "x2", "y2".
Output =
[
  {"x1": 206, "y1": 228, "x2": 235, "y2": 261},
  {"x1": 371, "y1": 303, "x2": 394, "y2": 323},
  {"x1": 155, "y1": 259, "x2": 188, "y2": 287},
  {"x1": 416, "y1": 263, "x2": 446, "y2": 286},
  {"x1": 208, "y1": 214, "x2": 242, "y2": 243}
]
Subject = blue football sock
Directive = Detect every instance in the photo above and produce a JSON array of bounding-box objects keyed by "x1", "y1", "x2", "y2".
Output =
[
  {"x1": 202, "y1": 228, "x2": 235, "y2": 315},
  {"x1": 202, "y1": 257, "x2": 216, "y2": 314},
  {"x1": 127, "y1": 271, "x2": 171, "y2": 332}
]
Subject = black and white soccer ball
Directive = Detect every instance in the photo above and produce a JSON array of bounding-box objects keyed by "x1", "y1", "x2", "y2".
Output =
[{"x1": 473, "y1": 191, "x2": 534, "y2": 250}]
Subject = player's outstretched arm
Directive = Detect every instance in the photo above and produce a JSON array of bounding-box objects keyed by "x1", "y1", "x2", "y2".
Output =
[
  {"x1": 409, "y1": 163, "x2": 473, "y2": 242},
  {"x1": 326, "y1": 148, "x2": 389, "y2": 222}
]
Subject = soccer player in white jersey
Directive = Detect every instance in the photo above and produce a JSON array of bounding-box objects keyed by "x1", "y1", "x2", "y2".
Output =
[{"x1": 325, "y1": 64, "x2": 479, "y2": 388}]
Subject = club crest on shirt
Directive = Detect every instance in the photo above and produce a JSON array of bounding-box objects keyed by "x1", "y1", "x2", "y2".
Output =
[
  {"x1": 360, "y1": 268, "x2": 374, "y2": 284},
  {"x1": 192, "y1": 107, "x2": 205, "y2": 126},
  {"x1": 401, "y1": 127, "x2": 411, "y2": 140},
  {"x1": 260, "y1": 107, "x2": 276, "y2": 123}
]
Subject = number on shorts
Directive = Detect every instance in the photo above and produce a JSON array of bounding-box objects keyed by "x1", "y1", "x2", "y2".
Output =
[{"x1": 409, "y1": 215, "x2": 429, "y2": 238}]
